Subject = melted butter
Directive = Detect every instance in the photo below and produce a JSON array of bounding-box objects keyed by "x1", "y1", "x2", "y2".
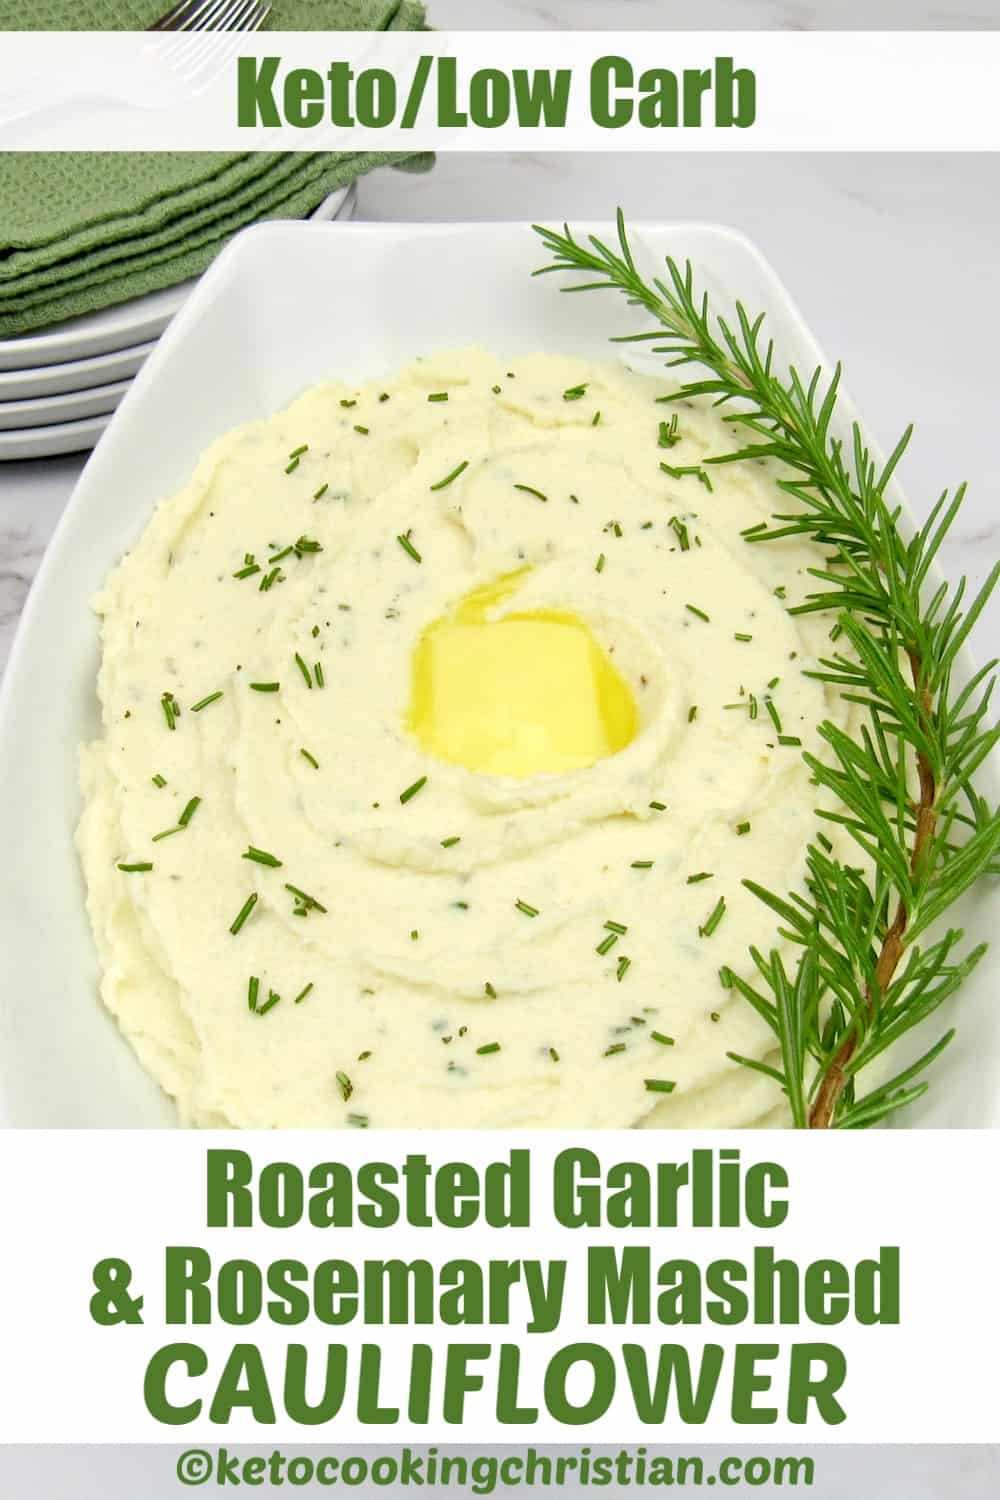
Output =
[{"x1": 407, "y1": 571, "x2": 638, "y2": 776}]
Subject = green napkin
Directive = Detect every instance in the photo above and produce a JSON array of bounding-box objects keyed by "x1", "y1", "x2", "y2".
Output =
[{"x1": 0, "y1": 0, "x2": 430, "y2": 339}]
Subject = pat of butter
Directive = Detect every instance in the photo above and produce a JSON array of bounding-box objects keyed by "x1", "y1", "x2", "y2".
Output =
[{"x1": 408, "y1": 575, "x2": 637, "y2": 776}]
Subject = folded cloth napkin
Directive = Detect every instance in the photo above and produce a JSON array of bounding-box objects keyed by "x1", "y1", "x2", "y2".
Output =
[{"x1": 0, "y1": 0, "x2": 430, "y2": 338}]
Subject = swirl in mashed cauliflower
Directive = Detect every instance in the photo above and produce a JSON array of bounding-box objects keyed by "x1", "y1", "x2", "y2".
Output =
[{"x1": 77, "y1": 347, "x2": 851, "y2": 1128}]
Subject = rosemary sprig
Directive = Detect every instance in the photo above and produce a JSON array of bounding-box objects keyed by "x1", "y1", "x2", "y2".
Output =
[{"x1": 534, "y1": 210, "x2": 1000, "y2": 1130}]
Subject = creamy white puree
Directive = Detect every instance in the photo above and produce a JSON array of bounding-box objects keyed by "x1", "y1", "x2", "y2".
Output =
[{"x1": 78, "y1": 347, "x2": 852, "y2": 1128}]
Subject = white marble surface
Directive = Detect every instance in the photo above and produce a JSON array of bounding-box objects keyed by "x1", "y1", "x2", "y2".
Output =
[
  {"x1": 0, "y1": 1444, "x2": 998, "y2": 1496},
  {"x1": 432, "y1": 0, "x2": 1000, "y2": 26},
  {"x1": 2, "y1": 147, "x2": 998, "y2": 679}
]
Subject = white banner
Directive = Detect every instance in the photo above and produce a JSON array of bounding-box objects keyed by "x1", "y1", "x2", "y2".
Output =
[
  {"x1": 0, "y1": 31, "x2": 997, "y2": 151},
  {"x1": 0, "y1": 1129, "x2": 996, "y2": 1444}
]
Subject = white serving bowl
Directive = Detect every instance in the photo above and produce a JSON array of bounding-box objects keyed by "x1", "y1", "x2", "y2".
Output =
[{"x1": 0, "y1": 220, "x2": 996, "y2": 1128}]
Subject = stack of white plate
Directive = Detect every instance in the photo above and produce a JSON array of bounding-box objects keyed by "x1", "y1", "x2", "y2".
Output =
[{"x1": 0, "y1": 183, "x2": 356, "y2": 462}]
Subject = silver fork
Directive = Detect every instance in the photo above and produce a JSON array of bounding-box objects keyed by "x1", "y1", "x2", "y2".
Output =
[
  {"x1": 0, "y1": 0, "x2": 271, "y2": 129},
  {"x1": 149, "y1": 0, "x2": 271, "y2": 33},
  {"x1": 148, "y1": 0, "x2": 272, "y2": 91}
]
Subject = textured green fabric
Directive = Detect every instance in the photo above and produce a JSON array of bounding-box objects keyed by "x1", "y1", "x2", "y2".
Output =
[{"x1": 0, "y1": 0, "x2": 430, "y2": 337}]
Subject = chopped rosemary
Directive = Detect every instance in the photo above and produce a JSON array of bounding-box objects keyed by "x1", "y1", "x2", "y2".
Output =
[
  {"x1": 117, "y1": 862, "x2": 152, "y2": 873},
  {"x1": 631, "y1": 860, "x2": 654, "y2": 869},
  {"x1": 736, "y1": 821, "x2": 752, "y2": 835},
  {"x1": 339, "y1": 398, "x2": 357, "y2": 409},
  {"x1": 314, "y1": 663, "x2": 325, "y2": 688},
  {"x1": 649, "y1": 800, "x2": 666, "y2": 811},
  {"x1": 668, "y1": 516, "x2": 690, "y2": 550},
  {"x1": 151, "y1": 825, "x2": 183, "y2": 843},
  {"x1": 644, "y1": 1078, "x2": 676, "y2": 1094},
  {"x1": 354, "y1": 424, "x2": 369, "y2": 436},
  {"x1": 616, "y1": 955, "x2": 632, "y2": 981},
  {"x1": 563, "y1": 383, "x2": 588, "y2": 401},
  {"x1": 233, "y1": 562, "x2": 260, "y2": 580},
  {"x1": 313, "y1": 483, "x2": 329, "y2": 501},
  {"x1": 285, "y1": 883, "x2": 327, "y2": 915},
  {"x1": 151, "y1": 774, "x2": 167, "y2": 789},
  {"x1": 596, "y1": 932, "x2": 618, "y2": 955},
  {"x1": 440, "y1": 836, "x2": 461, "y2": 848},
  {"x1": 604, "y1": 1042, "x2": 626, "y2": 1057},
  {"x1": 430, "y1": 459, "x2": 469, "y2": 491},
  {"x1": 400, "y1": 776, "x2": 427, "y2": 804},
  {"x1": 660, "y1": 461, "x2": 713, "y2": 492},
  {"x1": 651, "y1": 1030, "x2": 675, "y2": 1046},
  {"x1": 685, "y1": 604, "x2": 710, "y2": 622},
  {"x1": 514, "y1": 483, "x2": 548, "y2": 503},
  {"x1": 229, "y1": 893, "x2": 258, "y2": 935},
  {"x1": 515, "y1": 898, "x2": 539, "y2": 917},
  {"x1": 294, "y1": 654, "x2": 312, "y2": 690},
  {"x1": 190, "y1": 691, "x2": 223, "y2": 713},
  {"x1": 592, "y1": 410, "x2": 602, "y2": 426},
  {"x1": 347, "y1": 1113, "x2": 369, "y2": 1128},
  {"x1": 397, "y1": 531, "x2": 422, "y2": 564},
  {"x1": 687, "y1": 871, "x2": 713, "y2": 884},
  {"x1": 604, "y1": 921, "x2": 628, "y2": 935},
  {"x1": 243, "y1": 846, "x2": 282, "y2": 867},
  {"x1": 477, "y1": 1042, "x2": 501, "y2": 1056},
  {"x1": 257, "y1": 990, "x2": 281, "y2": 1016},
  {"x1": 178, "y1": 796, "x2": 201, "y2": 827},
  {"x1": 549, "y1": 1047, "x2": 560, "y2": 1062},
  {"x1": 699, "y1": 896, "x2": 727, "y2": 938},
  {"x1": 427, "y1": 391, "x2": 449, "y2": 402},
  {"x1": 595, "y1": 553, "x2": 606, "y2": 573},
  {"x1": 300, "y1": 748, "x2": 319, "y2": 769},
  {"x1": 250, "y1": 682, "x2": 280, "y2": 693},
  {"x1": 484, "y1": 981, "x2": 497, "y2": 998},
  {"x1": 658, "y1": 414, "x2": 681, "y2": 448},
  {"x1": 294, "y1": 982, "x2": 314, "y2": 1005},
  {"x1": 247, "y1": 976, "x2": 259, "y2": 1012},
  {"x1": 160, "y1": 692, "x2": 179, "y2": 731},
  {"x1": 289, "y1": 444, "x2": 308, "y2": 460},
  {"x1": 335, "y1": 1070, "x2": 353, "y2": 1101}
]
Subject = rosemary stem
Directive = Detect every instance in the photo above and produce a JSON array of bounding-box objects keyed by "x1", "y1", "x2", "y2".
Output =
[{"x1": 808, "y1": 649, "x2": 939, "y2": 1129}]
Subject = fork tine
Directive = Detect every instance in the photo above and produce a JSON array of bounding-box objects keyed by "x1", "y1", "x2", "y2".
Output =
[
  {"x1": 201, "y1": 0, "x2": 255, "y2": 30},
  {"x1": 232, "y1": 1, "x2": 272, "y2": 31},
  {"x1": 174, "y1": 0, "x2": 232, "y2": 30},
  {"x1": 149, "y1": 0, "x2": 212, "y2": 29},
  {"x1": 150, "y1": 0, "x2": 270, "y2": 31},
  {"x1": 176, "y1": 4, "x2": 256, "y2": 74},
  {"x1": 147, "y1": 0, "x2": 194, "y2": 29}
]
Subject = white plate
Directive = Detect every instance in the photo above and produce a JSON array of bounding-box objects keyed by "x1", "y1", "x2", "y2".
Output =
[
  {"x1": 0, "y1": 220, "x2": 996, "y2": 1128},
  {"x1": 0, "y1": 339, "x2": 155, "y2": 402},
  {"x1": 0, "y1": 182, "x2": 356, "y2": 373},
  {"x1": 0, "y1": 378, "x2": 130, "y2": 432},
  {"x1": 0, "y1": 413, "x2": 111, "y2": 461}
]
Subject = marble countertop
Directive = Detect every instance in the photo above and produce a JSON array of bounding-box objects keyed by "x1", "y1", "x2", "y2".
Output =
[{"x1": 1, "y1": 1444, "x2": 999, "y2": 1497}]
